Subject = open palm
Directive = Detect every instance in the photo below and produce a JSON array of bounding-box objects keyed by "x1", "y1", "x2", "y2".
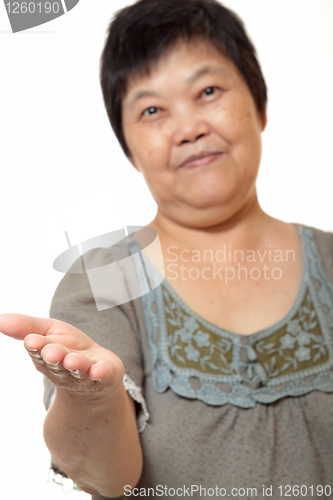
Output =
[{"x1": 0, "y1": 313, "x2": 125, "y2": 395}]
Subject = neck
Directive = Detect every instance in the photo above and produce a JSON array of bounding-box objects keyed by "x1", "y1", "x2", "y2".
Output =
[{"x1": 148, "y1": 194, "x2": 276, "y2": 252}]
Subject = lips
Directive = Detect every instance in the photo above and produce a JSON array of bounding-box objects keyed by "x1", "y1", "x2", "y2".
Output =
[{"x1": 177, "y1": 151, "x2": 223, "y2": 169}]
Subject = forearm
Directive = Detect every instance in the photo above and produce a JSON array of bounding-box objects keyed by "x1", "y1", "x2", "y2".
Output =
[{"x1": 43, "y1": 382, "x2": 143, "y2": 498}]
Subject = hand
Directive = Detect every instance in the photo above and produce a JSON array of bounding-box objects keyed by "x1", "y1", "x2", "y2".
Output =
[{"x1": 0, "y1": 313, "x2": 125, "y2": 397}]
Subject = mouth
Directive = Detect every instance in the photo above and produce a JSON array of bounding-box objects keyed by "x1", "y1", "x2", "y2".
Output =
[{"x1": 178, "y1": 152, "x2": 223, "y2": 169}]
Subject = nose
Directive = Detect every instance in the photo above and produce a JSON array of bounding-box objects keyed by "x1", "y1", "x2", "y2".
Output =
[{"x1": 172, "y1": 108, "x2": 211, "y2": 145}]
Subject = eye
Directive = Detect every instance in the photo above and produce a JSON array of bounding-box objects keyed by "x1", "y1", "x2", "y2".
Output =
[
  {"x1": 142, "y1": 106, "x2": 160, "y2": 116},
  {"x1": 201, "y1": 86, "x2": 219, "y2": 97}
]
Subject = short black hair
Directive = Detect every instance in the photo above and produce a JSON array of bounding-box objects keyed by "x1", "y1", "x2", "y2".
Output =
[{"x1": 100, "y1": 0, "x2": 268, "y2": 159}]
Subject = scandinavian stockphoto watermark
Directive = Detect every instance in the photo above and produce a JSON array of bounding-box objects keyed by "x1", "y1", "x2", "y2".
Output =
[
  {"x1": 50, "y1": 222, "x2": 296, "y2": 311},
  {"x1": 47, "y1": 189, "x2": 297, "y2": 311},
  {"x1": 51, "y1": 225, "x2": 165, "y2": 311},
  {"x1": 165, "y1": 244, "x2": 296, "y2": 282},
  {"x1": 3, "y1": 0, "x2": 80, "y2": 33}
]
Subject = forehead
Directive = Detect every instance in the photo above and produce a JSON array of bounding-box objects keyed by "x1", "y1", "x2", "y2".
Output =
[{"x1": 123, "y1": 39, "x2": 239, "y2": 107}]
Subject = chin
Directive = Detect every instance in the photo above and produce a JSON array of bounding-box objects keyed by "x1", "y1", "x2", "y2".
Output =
[
  {"x1": 171, "y1": 207, "x2": 236, "y2": 229},
  {"x1": 186, "y1": 189, "x2": 238, "y2": 209}
]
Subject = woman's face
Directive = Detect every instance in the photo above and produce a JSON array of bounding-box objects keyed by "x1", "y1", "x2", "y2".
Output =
[{"x1": 122, "y1": 39, "x2": 267, "y2": 228}]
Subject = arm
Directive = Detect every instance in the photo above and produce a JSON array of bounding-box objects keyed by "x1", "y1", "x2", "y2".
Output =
[
  {"x1": 0, "y1": 313, "x2": 143, "y2": 498},
  {"x1": 44, "y1": 382, "x2": 142, "y2": 497}
]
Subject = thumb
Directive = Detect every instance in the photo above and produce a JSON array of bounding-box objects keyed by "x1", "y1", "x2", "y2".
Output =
[{"x1": 0, "y1": 313, "x2": 55, "y2": 341}]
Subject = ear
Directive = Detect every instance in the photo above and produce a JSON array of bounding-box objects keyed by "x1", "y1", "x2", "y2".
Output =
[{"x1": 259, "y1": 106, "x2": 267, "y2": 131}]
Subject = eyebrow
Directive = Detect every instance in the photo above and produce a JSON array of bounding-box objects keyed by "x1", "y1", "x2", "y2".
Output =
[
  {"x1": 186, "y1": 64, "x2": 232, "y2": 84},
  {"x1": 127, "y1": 64, "x2": 232, "y2": 110}
]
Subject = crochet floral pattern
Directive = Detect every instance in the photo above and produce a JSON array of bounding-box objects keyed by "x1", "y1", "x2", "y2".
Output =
[
  {"x1": 163, "y1": 283, "x2": 329, "y2": 382},
  {"x1": 126, "y1": 224, "x2": 333, "y2": 408}
]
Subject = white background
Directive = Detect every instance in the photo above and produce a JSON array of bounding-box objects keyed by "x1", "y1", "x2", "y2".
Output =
[{"x1": 0, "y1": 1, "x2": 332, "y2": 498}]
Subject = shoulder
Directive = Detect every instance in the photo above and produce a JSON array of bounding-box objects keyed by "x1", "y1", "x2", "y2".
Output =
[
  {"x1": 296, "y1": 221, "x2": 333, "y2": 251},
  {"x1": 50, "y1": 231, "x2": 139, "y2": 315},
  {"x1": 296, "y1": 222, "x2": 333, "y2": 285}
]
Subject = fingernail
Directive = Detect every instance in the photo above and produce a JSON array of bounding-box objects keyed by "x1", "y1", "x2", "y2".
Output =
[
  {"x1": 45, "y1": 361, "x2": 63, "y2": 372},
  {"x1": 28, "y1": 351, "x2": 43, "y2": 361},
  {"x1": 45, "y1": 361, "x2": 60, "y2": 367},
  {"x1": 70, "y1": 369, "x2": 86, "y2": 379}
]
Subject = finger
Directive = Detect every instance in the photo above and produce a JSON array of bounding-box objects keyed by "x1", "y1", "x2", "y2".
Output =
[
  {"x1": 42, "y1": 347, "x2": 94, "y2": 383},
  {"x1": 24, "y1": 333, "x2": 51, "y2": 352},
  {"x1": 61, "y1": 351, "x2": 92, "y2": 373},
  {"x1": 26, "y1": 348, "x2": 46, "y2": 367},
  {"x1": 26, "y1": 346, "x2": 86, "y2": 382},
  {"x1": 88, "y1": 356, "x2": 124, "y2": 386},
  {"x1": 25, "y1": 341, "x2": 65, "y2": 372},
  {"x1": 0, "y1": 313, "x2": 88, "y2": 345},
  {"x1": 25, "y1": 348, "x2": 66, "y2": 379},
  {"x1": 0, "y1": 313, "x2": 55, "y2": 341},
  {"x1": 89, "y1": 361, "x2": 110, "y2": 381},
  {"x1": 24, "y1": 335, "x2": 69, "y2": 363},
  {"x1": 25, "y1": 336, "x2": 97, "y2": 380},
  {"x1": 41, "y1": 342, "x2": 70, "y2": 363},
  {"x1": 61, "y1": 353, "x2": 107, "y2": 384}
]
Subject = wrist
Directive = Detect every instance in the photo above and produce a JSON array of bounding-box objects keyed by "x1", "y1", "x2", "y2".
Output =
[{"x1": 53, "y1": 377, "x2": 127, "y2": 412}]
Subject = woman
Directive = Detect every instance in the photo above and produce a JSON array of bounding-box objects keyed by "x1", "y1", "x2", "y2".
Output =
[{"x1": 1, "y1": 0, "x2": 333, "y2": 498}]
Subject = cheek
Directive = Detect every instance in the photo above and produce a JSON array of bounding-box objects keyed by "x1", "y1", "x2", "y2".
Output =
[
  {"x1": 213, "y1": 98, "x2": 262, "y2": 176},
  {"x1": 131, "y1": 124, "x2": 169, "y2": 153},
  {"x1": 142, "y1": 136, "x2": 171, "y2": 169},
  {"x1": 129, "y1": 137, "x2": 170, "y2": 175},
  {"x1": 212, "y1": 94, "x2": 258, "y2": 141}
]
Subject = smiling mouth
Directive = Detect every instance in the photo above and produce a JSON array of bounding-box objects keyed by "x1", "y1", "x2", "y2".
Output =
[{"x1": 178, "y1": 152, "x2": 223, "y2": 169}]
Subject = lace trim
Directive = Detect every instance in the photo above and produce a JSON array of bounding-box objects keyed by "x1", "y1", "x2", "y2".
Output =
[
  {"x1": 47, "y1": 464, "x2": 81, "y2": 493},
  {"x1": 123, "y1": 373, "x2": 150, "y2": 433},
  {"x1": 126, "y1": 226, "x2": 333, "y2": 408},
  {"x1": 160, "y1": 283, "x2": 331, "y2": 382}
]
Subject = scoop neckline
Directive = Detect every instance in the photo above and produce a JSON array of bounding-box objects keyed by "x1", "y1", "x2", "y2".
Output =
[{"x1": 131, "y1": 222, "x2": 308, "y2": 341}]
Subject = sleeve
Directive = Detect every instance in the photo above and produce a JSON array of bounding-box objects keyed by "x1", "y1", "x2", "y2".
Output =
[
  {"x1": 43, "y1": 239, "x2": 150, "y2": 491},
  {"x1": 312, "y1": 226, "x2": 333, "y2": 287}
]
